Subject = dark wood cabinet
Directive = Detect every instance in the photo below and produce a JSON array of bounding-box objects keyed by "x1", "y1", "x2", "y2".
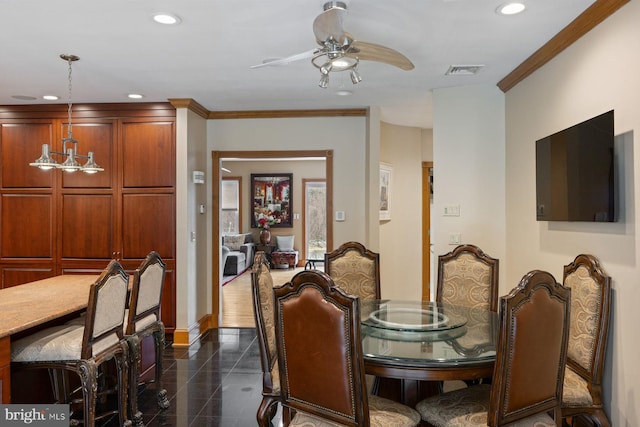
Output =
[{"x1": 0, "y1": 103, "x2": 177, "y2": 334}]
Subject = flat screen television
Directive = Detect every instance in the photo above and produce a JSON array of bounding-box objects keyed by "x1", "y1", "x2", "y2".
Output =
[{"x1": 535, "y1": 110, "x2": 615, "y2": 222}]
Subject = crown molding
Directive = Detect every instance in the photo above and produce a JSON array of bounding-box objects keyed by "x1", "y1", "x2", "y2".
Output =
[{"x1": 498, "y1": 0, "x2": 629, "y2": 92}]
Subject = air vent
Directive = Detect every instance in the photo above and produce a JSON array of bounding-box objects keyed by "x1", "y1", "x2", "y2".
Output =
[{"x1": 445, "y1": 65, "x2": 484, "y2": 76}]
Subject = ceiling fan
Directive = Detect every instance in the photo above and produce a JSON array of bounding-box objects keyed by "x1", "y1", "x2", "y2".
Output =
[{"x1": 251, "y1": 1, "x2": 414, "y2": 88}]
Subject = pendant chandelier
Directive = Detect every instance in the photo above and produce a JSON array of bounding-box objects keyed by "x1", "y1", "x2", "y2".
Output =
[{"x1": 30, "y1": 54, "x2": 103, "y2": 174}]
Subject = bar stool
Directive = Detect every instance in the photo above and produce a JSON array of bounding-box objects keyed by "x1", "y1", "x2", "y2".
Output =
[
  {"x1": 124, "y1": 251, "x2": 169, "y2": 426},
  {"x1": 11, "y1": 260, "x2": 131, "y2": 426}
]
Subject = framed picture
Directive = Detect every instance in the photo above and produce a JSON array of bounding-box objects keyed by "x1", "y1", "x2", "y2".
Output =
[
  {"x1": 251, "y1": 173, "x2": 293, "y2": 228},
  {"x1": 379, "y1": 163, "x2": 392, "y2": 221}
]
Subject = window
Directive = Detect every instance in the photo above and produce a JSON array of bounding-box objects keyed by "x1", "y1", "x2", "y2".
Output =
[
  {"x1": 221, "y1": 178, "x2": 241, "y2": 234},
  {"x1": 304, "y1": 180, "x2": 326, "y2": 260}
]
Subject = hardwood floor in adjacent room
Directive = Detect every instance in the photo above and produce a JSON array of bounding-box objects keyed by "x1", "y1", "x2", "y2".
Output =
[{"x1": 221, "y1": 266, "x2": 309, "y2": 328}]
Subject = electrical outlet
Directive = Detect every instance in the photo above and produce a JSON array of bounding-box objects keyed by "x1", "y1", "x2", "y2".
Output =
[{"x1": 449, "y1": 233, "x2": 461, "y2": 245}]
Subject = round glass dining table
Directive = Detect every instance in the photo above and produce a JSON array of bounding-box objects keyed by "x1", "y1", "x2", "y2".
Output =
[{"x1": 360, "y1": 300, "x2": 499, "y2": 405}]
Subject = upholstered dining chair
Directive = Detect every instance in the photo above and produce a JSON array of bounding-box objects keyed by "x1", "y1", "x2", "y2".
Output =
[
  {"x1": 324, "y1": 241, "x2": 381, "y2": 301},
  {"x1": 436, "y1": 244, "x2": 499, "y2": 312},
  {"x1": 250, "y1": 251, "x2": 282, "y2": 427},
  {"x1": 124, "y1": 251, "x2": 170, "y2": 426},
  {"x1": 416, "y1": 270, "x2": 571, "y2": 426},
  {"x1": 561, "y1": 254, "x2": 612, "y2": 427},
  {"x1": 11, "y1": 260, "x2": 131, "y2": 426},
  {"x1": 273, "y1": 269, "x2": 421, "y2": 427}
]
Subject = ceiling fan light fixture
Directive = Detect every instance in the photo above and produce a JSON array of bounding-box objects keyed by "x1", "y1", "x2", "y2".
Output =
[
  {"x1": 350, "y1": 68, "x2": 362, "y2": 84},
  {"x1": 319, "y1": 74, "x2": 330, "y2": 88}
]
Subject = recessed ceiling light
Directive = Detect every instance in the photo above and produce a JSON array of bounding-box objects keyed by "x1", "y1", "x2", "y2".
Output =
[
  {"x1": 128, "y1": 93, "x2": 144, "y2": 99},
  {"x1": 497, "y1": 2, "x2": 526, "y2": 15},
  {"x1": 11, "y1": 95, "x2": 37, "y2": 101},
  {"x1": 153, "y1": 13, "x2": 181, "y2": 25},
  {"x1": 335, "y1": 90, "x2": 353, "y2": 96},
  {"x1": 43, "y1": 95, "x2": 59, "y2": 101}
]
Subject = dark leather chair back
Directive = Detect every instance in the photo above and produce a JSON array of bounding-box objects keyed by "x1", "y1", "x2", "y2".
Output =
[
  {"x1": 488, "y1": 270, "x2": 571, "y2": 426},
  {"x1": 273, "y1": 269, "x2": 369, "y2": 426}
]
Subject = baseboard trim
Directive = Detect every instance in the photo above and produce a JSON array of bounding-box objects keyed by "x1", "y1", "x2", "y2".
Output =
[{"x1": 172, "y1": 314, "x2": 215, "y2": 347}]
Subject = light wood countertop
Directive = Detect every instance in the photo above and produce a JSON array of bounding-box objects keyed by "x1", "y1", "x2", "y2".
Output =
[{"x1": 0, "y1": 275, "x2": 98, "y2": 338}]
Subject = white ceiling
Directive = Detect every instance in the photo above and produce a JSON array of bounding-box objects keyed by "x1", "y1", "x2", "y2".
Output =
[{"x1": 0, "y1": 0, "x2": 595, "y2": 129}]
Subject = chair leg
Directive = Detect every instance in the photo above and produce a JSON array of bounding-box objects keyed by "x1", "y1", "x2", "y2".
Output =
[
  {"x1": 77, "y1": 360, "x2": 98, "y2": 427},
  {"x1": 153, "y1": 325, "x2": 169, "y2": 410},
  {"x1": 125, "y1": 337, "x2": 143, "y2": 427}
]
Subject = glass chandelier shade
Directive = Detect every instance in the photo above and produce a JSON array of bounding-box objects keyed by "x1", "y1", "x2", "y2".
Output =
[{"x1": 29, "y1": 54, "x2": 103, "y2": 174}]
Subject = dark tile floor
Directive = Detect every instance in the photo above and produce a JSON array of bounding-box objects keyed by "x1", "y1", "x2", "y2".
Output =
[{"x1": 105, "y1": 328, "x2": 281, "y2": 427}]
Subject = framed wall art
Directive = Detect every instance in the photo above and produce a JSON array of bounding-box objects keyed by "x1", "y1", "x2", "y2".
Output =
[
  {"x1": 379, "y1": 163, "x2": 392, "y2": 221},
  {"x1": 251, "y1": 173, "x2": 293, "y2": 228}
]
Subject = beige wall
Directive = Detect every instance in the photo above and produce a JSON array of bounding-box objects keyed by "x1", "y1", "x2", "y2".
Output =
[
  {"x1": 431, "y1": 84, "x2": 507, "y2": 296},
  {"x1": 505, "y1": 1, "x2": 639, "y2": 424},
  {"x1": 380, "y1": 122, "x2": 424, "y2": 300},
  {"x1": 175, "y1": 108, "x2": 209, "y2": 329}
]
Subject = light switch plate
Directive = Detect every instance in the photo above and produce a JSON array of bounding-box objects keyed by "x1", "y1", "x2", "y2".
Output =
[
  {"x1": 444, "y1": 204, "x2": 460, "y2": 216},
  {"x1": 335, "y1": 211, "x2": 346, "y2": 221}
]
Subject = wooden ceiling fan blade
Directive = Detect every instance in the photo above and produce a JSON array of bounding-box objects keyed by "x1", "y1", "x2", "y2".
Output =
[
  {"x1": 313, "y1": 4, "x2": 346, "y2": 45},
  {"x1": 250, "y1": 49, "x2": 319, "y2": 68},
  {"x1": 347, "y1": 41, "x2": 414, "y2": 71}
]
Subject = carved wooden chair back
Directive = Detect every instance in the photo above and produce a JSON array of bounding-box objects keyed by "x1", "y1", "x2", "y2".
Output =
[
  {"x1": 437, "y1": 244, "x2": 499, "y2": 311},
  {"x1": 324, "y1": 241, "x2": 381, "y2": 300},
  {"x1": 251, "y1": 251, "x2": 281, "y2": 426},
  {"x1": 561, "y1": 254, "x2": 612, "y2": 427},
  {"x1": 125, "y1": 251, "x2": 169, "y2": 423}
]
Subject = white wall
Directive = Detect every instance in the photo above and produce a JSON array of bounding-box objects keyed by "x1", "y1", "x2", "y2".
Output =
[
  {"x1": 432, "y1": 84, "x2": 507, "y2": 297},
  {"x1": 505, "y1": 1, "x2": 639, "y2": 424},
  {"x1": 380, "y1": 122, "x2": 424, "y2": 300}
]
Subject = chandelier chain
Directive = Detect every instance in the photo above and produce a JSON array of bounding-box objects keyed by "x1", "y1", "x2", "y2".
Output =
[{"x1": 67, "y1": 56, "x2": 73, "y2": 139}]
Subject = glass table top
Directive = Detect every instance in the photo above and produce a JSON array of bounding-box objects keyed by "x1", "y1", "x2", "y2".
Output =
[{"x1": 360, "y1": 300, "x2": 499, "y2": 367}]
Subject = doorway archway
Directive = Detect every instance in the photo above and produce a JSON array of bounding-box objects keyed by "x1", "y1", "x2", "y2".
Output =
[{"x1": 211, "y1": 150, "x2": 334, "y2": 327}]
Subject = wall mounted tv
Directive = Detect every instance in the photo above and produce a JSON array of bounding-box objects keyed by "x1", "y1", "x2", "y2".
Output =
[{"x1": 535, "y1": 110, "x2": 615, "y2": 222}]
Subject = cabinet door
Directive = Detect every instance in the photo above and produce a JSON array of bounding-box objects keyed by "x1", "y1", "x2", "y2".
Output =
[
  {"x1": 61, "y1": 194, "x2": 115, "y2": 260},
  {"x1": 121, "y1": 193, "x2": 175, "y2": 260},
  {"x1": 61, "y1": 121, "x2": 115, "y2": 189},
  {"x1": 1, "y1": 122, "x2": 55, "y2": 189},
  {"x1": 121, "y1": 121, "x2": 175, "y2": 188},
  {"x1": 1, "y1": 194, "x2": 53, "y2": 259}
]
